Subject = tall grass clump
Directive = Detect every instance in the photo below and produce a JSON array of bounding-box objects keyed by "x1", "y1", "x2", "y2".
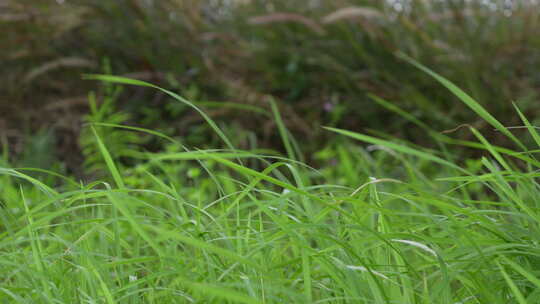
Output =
[{"x1": 2, "y1": 54, "x2": 540, "y2": 303}]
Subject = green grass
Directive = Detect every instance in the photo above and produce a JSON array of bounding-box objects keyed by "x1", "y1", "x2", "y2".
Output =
[{"x1": 2, "y1": 63, "x2": 540, "y2": 303}]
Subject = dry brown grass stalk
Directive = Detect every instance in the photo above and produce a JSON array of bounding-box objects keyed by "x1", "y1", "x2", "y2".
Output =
[
  {"x1": 321, "y1": 6, "x2": 384, "y2": 24},
  {"x1": 45, "y1": 96, "x2": 89, "y2": 111},
  {"x1": 248, "y1": 12, "x2": 326, "y2": 35},
  {"x1": 23, "y1": 57, "x2": 96, "y2": 84}
]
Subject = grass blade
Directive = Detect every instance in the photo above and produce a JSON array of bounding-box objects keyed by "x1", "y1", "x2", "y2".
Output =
[
  {"x1": 497, "y1": 260, "x2": 528, "y2": 304},
  {"x1": 84, "y1": 74, "x2": 237, "y2": 153},
  {"x1": 323, "y1": 126, "x2": 467, "y2": 173},
  {"x1": 397, "y1": 52, "x2": 526, "y2": 150},
  {"x1": 91, "y1": 126, "x2": 125, "y2": 189}
]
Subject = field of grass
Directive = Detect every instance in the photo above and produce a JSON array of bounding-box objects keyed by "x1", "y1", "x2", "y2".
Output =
[{"x1": 2, "y1": 57, "x2": 540, "y2": 303}]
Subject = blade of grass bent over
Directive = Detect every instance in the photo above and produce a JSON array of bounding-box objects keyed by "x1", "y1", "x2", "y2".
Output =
[
  {"x1": 369, "y1": 93, "x2": 540, "y2": 169},
  {"x1": 0, "y1": 168, "x2": 57, "y2": 196},
  {"x1": 397, "y1": 52, "x2": 526, "y2": 151},
  {"x1": 90, "y1": 122, "x2": 177, "y2": 144},
  {"x1": 83, "y1": 74, "x2": 237, "y2": 154}
]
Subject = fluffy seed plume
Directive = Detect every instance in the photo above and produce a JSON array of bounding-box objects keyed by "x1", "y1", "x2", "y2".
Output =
[{"x1": 322, "y1": 6, "x2": 384, "y2": 24}]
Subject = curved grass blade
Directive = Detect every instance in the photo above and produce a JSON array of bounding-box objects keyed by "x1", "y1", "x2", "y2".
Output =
[
  {"x1": 513, "y1": 102, "x2": 540, "y2": 148},
  {"x1": 397, "y1": 52, "x2": 526, "y2": 151},
  {"x1": 83, "y1": 74, "x2": 236, "y2": 153},
  {"x1": 90, "y1": 122, "x2": 178, "y2": 144},
  {"x1": 323, "y1": 126, "x2": 468, "y2": 174},
  {"x1": 0, "y1": 168, "x2": 58, "y2": 196},
  {"x1": 198, "y1": 101, "x2": 270, "y2": 117}
]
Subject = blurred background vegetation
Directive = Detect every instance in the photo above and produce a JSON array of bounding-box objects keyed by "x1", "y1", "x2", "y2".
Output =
[{"x1": 2, "y1": 0, "x2": 539, "y2": 176}]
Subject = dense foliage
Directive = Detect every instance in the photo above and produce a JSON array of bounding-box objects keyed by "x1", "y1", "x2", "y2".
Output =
[
  {"x1": 2, "y1": 0, "x2": 540, "y2": 170},
  {"x1": 2, "y1": 1, "x2": 540, "y2": 303}
]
